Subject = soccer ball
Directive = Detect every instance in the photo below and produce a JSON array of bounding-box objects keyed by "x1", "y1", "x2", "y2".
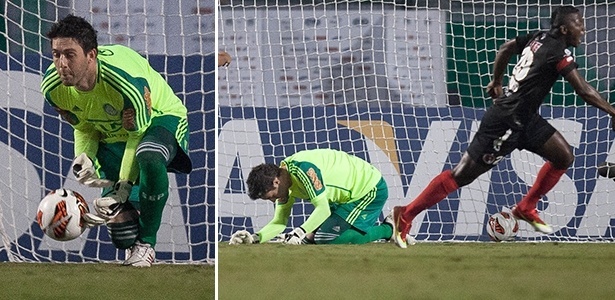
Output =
[
  {"x1": 36, "y1": 188, "x2": 90, "y2": 241},
  {"x1": 486, "y1": 211, "x2": 519, "y2": 242}
]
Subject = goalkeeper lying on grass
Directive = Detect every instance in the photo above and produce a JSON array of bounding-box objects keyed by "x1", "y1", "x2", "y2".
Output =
[{"x1": 230, "y1": 148, "x2": 394, "y2": 245}]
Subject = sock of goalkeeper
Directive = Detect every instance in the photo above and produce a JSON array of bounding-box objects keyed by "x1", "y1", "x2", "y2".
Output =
[
  {"x1": 328, "y1": 224, "x2": 393, "y2": 244},
  {"x1": 135, "y1": 132, "x2": 176, "y2": 248}
]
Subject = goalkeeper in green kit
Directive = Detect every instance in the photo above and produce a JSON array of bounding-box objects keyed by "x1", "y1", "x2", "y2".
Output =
[
  {"x1": 40, "y1": 15, "x2": 192, "y2": 267},
  {"x1": 230, "y1": 148, "x2": 394, "y2": 245}
]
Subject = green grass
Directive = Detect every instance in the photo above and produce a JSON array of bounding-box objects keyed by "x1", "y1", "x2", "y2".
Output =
[
  {"x1": 0, "y1": 263, "x2": 215, "y2": 300},
  {"x1": 219, "y1": 242, "x2": 615, "y2": 300}
]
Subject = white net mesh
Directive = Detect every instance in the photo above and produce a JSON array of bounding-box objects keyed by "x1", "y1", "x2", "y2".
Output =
[
  {"x1": 218, "y1": 0, "x2": 615, "y2": 242},
  {"x1": 0, "y1": 0, "x2": 215, "y2": 263}
]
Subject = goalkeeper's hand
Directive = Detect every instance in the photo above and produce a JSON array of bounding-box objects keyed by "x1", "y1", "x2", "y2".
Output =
[
  {"x1": 82, "y1": 212, "x2": 106, "y2": 228},
  {"x1": 93, "y1": 180, "x2": 132, "y2": 219},
  {"x1": 283, "y1": 227, "x2": 306, "y2": 245},
  {"x1": 229, "y1": 230, "x2": 259, "y2": 245},
  {"x1": 72, "y1": 153, "x2": 114, "y2": 188}
]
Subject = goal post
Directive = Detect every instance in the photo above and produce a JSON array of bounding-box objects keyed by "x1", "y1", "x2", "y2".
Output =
[
  {"x1": 218, "y1": 0, "x2": 615, "y2": 242},
  {"x1": 0, "y1": 0, "x2": 215, "y2": 263}
]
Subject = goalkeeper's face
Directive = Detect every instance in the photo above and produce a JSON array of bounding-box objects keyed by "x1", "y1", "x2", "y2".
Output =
[
  {"x1": 51, "y1": 37, "x2": 97, "y2": 88},
  {"x1": 261, "y1": 176, "x2": 290, "y2": 202}
]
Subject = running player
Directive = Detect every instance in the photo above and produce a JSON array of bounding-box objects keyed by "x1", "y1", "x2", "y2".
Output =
[
  {"x1": 391, "y1": 5, "x2": 615, "y2": 248},
  {"x1": 229, "y1": 148, "x2": 393, "y2": 245},
  {"x1": 41, "y1": 15, "x2": 192, "y2": 266}
]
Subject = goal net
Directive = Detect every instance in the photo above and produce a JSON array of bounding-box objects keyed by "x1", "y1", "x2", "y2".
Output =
[
  {"x1": 0, "y1": 0, "x2": 215, "y2": 263},
  {"x1": 218, "y1": 0, "x2": 615, "y2": 243}
]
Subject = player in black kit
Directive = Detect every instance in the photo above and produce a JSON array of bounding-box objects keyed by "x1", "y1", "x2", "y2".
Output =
[{"x1": 389, "y1": 5, "x2": 615, "y2": 248}]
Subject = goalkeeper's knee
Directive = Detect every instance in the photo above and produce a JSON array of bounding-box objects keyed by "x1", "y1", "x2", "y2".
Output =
[{"x1": 106, "y1": 201, "x2": 140, "y2": 249}]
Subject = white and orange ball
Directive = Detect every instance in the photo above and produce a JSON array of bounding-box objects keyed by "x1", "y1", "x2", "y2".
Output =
[{"x1": 36, "y1": 189, "x2": 89, "y2": 241}]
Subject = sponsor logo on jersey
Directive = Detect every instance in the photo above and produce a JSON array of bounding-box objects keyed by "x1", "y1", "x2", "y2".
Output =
[
  {"x1": 306, "y1": 167, "x2": 323, "y2": 191},
  {"x1": 529, "y1": 40, "x2": 543, "y2": 52}
]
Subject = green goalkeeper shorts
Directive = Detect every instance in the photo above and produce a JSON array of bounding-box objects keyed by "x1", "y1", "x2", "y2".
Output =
[
  {"x1": 318, "y1": 177, "x2": 388, "y2": 235},
  {"x1": 95, "y1": 115, "x2": 192, "y2": 202}
]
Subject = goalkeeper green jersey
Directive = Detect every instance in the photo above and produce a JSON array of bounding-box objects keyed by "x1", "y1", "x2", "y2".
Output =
[
  {"x1": 40, "y1": 44, "x2": 188, "y2": 182},
  {"x1": 258, "y1": 148, "x2": 383, "y2": 242}
]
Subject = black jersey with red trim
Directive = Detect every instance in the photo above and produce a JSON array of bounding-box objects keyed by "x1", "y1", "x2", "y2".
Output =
[{"x1": 495, "y1": 31, "x2": 578, "y2": 120}]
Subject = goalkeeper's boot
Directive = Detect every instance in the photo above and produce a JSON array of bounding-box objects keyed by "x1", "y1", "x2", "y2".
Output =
[
  {"x1": 383, "y1": 211, "x2": 395, "y2": 241},
  {"x1": 391, "y1": 206, "x2": 410, "y2": 249},
  {"x1": 123, "y1": 241, "x2": 155, "y2": 267},
  {"x1": 512, "y1": 206, "x2": 553, "y2": 234}
]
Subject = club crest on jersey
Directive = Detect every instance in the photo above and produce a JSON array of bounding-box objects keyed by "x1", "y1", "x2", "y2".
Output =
[
  {"x1": 103, "y1": 104, "x2": 118, "y2": 116},
  {"x1": 306, "y1": 168, "x2": 323, "y2": 191}
]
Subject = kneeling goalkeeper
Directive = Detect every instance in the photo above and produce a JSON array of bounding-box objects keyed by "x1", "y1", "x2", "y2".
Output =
[
  {"x1": 41, "y1": 15, "x2": 192, "y2": 267},
  {"x1": 230, "y1": 148, "x2": 393, "y2": 245}
]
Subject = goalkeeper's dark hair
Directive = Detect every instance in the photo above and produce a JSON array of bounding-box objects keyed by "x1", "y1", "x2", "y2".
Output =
[
  {"x1": 47, "y1": 14, "x2": 98, "y2": 54},
  {"x1": 550, "y1": 6, "x2": 580, "y2": 29},
  {"x1": 246, "y1": 163, "x2": 281, "y2": 200}
]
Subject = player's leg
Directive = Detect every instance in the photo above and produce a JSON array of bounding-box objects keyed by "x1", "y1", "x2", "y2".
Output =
[
  {"x1": 95, "y1": 143, "x2": 141, "y2": 249},
  {"x1": 513, "y1": 120, "x2": 573, "y2": 233},
  {"x1": 521, "y1": 130, "x2": 573, "y2": 210},
  {"x1": 391, "y1": 153, "x2": 492, "y2": 247},
  {"x1": 134, "y1": 125, "x2": 178, "y2": 247},
  {"x1": 132, "y1": 115, "x2": 191, "y2": 249},
  {"x1": 393, "y1": 106, "x2": 516, "y2": 247},
  {"x1": 122, "y1": 125, "x2": 176, "y2": 267},
  {"x1": 314, "y1": 178, "x2": 391, "y2": 244}
]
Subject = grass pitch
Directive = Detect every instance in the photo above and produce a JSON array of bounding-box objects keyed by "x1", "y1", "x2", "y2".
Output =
[
  {"x1": 0, "y1": 262, "x2": 214, "y2": 300},
  {"x1": 219, "y1": 242, "x2": 615, "y2": 300}
]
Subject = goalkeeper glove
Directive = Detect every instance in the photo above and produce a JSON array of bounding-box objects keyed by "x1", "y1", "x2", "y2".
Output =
[
  {"x1": 229, "y1": 230, "x2": 259, "y2": 245},
  {"x1": 72, "y1": 153, "x2": 114, "y2": 188},
  {"x1": 94, "y1": 180, "x2": 133, "y2": 219},
  {"x1": 82, "y1": 212, "x2": 106, "y2": 228},
  {"x1": 283, "y1": 227, "x2": 306, "y2": 245}
]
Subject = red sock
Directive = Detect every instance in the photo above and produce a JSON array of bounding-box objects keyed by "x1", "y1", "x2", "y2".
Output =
[
  {"x1": 402, "y1": 170, "x2": 459, "y2": 222},
  {"x1": 517, "y1": 161, "x2": 567, "y2": 210}
]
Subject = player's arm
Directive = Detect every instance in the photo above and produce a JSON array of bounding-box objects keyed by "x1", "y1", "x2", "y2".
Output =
[
  {"x1": 73, "y1": 124, "x2": 101, "y2": 160},
  {"x1": 91, "y1": 78, "x2": 150, "y2": 219},
  {"x1": 256, "y1": 197, "x2": 295, "y2": 243},
  {"x1": 486, "y1": 38, "x2": 519, "y2": 99},
  {"x1": 299, "y1": 194, "x2": 331, "y2": 235},
  {"x1": 44, "y1": 95, "x2": 112, "y2": 188},
  {"x1": 279, "y1": 194, "x2": 331, "y2": 245},
  {"x1": 117, "y1": 79, "x2": 153, "y2": 184},
  {"x1": 565, "y1": 69, "x2": 615, "y2": 118}
]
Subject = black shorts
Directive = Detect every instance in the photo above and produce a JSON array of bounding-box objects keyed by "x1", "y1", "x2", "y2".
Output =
[{"x1": 466, "y1": 105, "x2": 556, "y2": 166}]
